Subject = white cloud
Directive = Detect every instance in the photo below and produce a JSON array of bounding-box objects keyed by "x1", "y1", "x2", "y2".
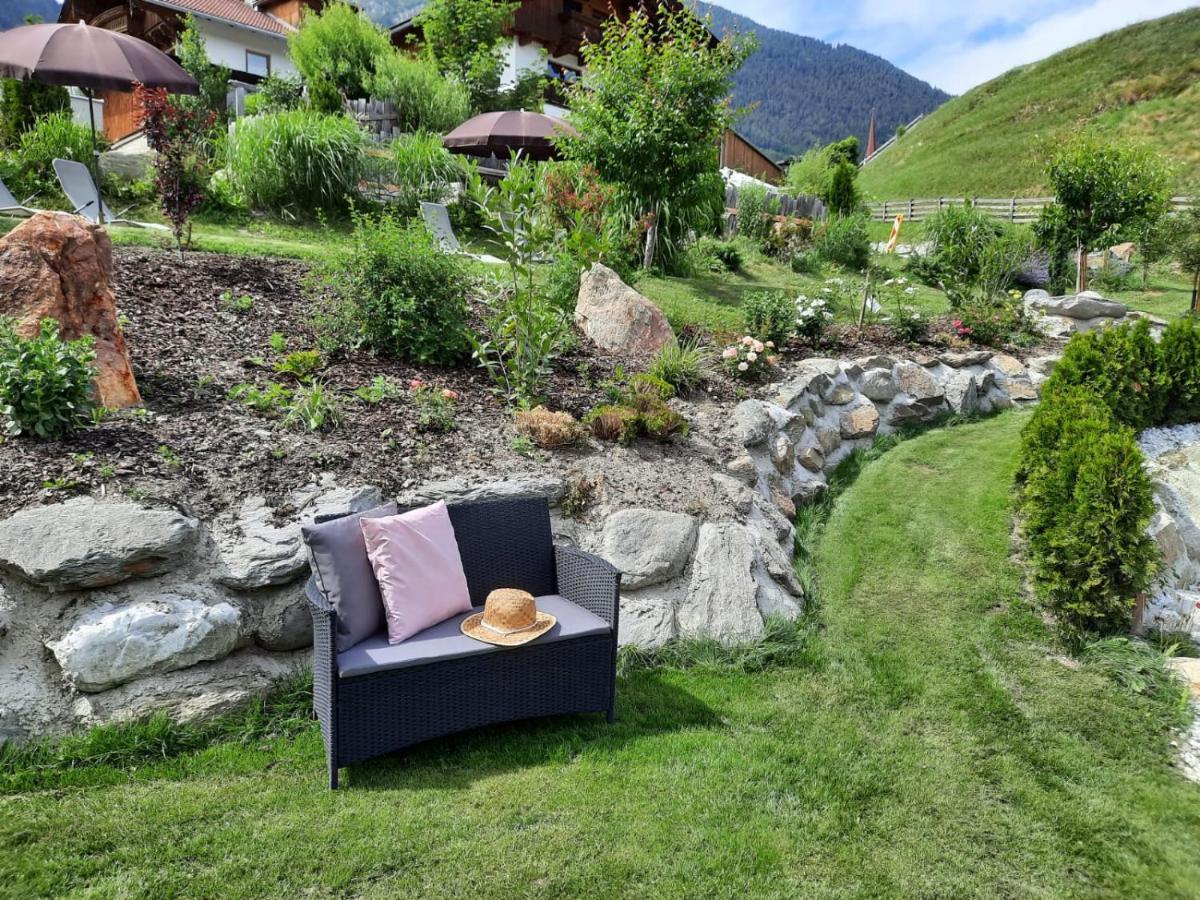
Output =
[{"x1": 715, "y1": 0, "x2": 1196, "y2": 93}]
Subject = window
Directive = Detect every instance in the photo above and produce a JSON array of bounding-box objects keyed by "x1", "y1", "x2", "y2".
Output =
[{"x1": 246, "y1": 50, "x2": 270, "y2": 78}]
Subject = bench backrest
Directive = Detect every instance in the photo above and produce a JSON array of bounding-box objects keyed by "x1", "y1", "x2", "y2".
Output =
[{"x1": 444, "y1": 496, "x2": 557, "y2": 604}]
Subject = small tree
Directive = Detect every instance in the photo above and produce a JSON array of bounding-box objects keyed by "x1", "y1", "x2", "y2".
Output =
[
  {"x1": 1134, "y1": 209, "x2": 1182, "y2": 290},
  {"x1": 416, "y1": 0, "x2": 543, "y2": 113},
  {"x1": 1176, "y1": 206, "x2": 1200, "y2": 313},
  {"x1": 288, "y1": 2, "x2": 393, "y2": 101},
  {"x1": 135, "y1": 84, "x2": 215, "y2": 256},
  {"x1": 1036, "y1": 134, "x2": 1170, "y2": 293},
  {"x1": 825, "y1": 161, "x2": 861, "y2": 216},
  {"x1": 560, "y1": 5, "x2": 752, "y2": 269},
  {"x1": 176, "y1": 15, "x2": 230, "y2": 120}
]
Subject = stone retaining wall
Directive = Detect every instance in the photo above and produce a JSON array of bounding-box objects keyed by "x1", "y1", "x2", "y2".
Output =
[{"x1": 0, "y1": 349, "x2": 1052, "y2": 740}]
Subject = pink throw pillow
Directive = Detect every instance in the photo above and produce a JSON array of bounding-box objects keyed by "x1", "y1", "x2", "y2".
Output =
[{"x1": 360, "y1": 501, "x2": 473, "y2": 645}]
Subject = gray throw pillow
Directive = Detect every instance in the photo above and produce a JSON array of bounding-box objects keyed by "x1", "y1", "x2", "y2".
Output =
[{"x1": 302, "y1": 502, "x2": 398, "y2": 652}]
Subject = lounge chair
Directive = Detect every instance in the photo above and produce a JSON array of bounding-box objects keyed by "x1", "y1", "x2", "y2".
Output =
[
  {"x1": 0, "y1": 176, "x2": 41, "y2": 217},
  {"x1": 306, "y1": 496, "x2": 619, "y2": 789},
  {"x1": 420, "y1": 201, "x2": 504, "y2": 264},
  {"x1": 52, "y1": 159, "x2": 167, "y2": 230}
]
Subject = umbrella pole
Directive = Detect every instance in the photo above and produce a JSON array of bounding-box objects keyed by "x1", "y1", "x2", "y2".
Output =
[{"x1": 86, "y1": 87, "x2": 104, "y2": 226}]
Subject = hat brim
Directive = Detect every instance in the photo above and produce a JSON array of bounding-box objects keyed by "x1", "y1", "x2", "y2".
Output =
[{"x1": 460, "y1": 611, "x2": 557, "y2": 647}]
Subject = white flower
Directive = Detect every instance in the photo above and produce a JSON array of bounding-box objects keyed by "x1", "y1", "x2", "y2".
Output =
[
  {"x1": 751, "y1": 341, "x2": 764, "y2": 353},
  {"x1": 738, "y1": 362, "x2": 749, "y2": 372},
  {"x1": 747, "y1": 351, "x2": 758, "y2": 362},
  {"x1": 904, "y1": 287, "x2": 916, "y2": 296},
  {"x1": 884, "y1": 278, "x2": 896, "y2": 286}
]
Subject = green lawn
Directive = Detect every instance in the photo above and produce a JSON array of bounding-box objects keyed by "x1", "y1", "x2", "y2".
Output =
[{"x1": 3, "y1": 413, "x2": 1198, "y2": 897}]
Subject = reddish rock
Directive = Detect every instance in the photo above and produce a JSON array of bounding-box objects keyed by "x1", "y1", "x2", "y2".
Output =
[
  {"x1": 575, "y1": 263, "x2": 675, "y2": 355},
  {"x1": 0, "y1": 212, "x2": 141, "y2": 409}
]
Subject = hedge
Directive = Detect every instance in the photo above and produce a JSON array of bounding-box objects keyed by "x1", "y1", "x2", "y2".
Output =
[{"x1": 1018, "y1": 317, "x2": 1200, "y2": 642}]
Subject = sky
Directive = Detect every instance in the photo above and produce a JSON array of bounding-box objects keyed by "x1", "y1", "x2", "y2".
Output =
[{"x1": 715, "y1": 0, "x2": 1199, "y2": 94}]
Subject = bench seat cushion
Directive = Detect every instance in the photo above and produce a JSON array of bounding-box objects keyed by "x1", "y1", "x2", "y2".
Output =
[{"x1": 337, "y1": 594, "x2": 610, "y2": 678}]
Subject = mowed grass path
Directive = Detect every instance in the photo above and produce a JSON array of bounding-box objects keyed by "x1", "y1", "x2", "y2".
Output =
[{"x1": 3, "y1": 417, "x2": 1200, "y2": 897}]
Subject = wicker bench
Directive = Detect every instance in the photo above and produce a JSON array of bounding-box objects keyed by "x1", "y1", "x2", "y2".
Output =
[{"x1": 306, "y1": 496, "x2": 620, "y2": 789}]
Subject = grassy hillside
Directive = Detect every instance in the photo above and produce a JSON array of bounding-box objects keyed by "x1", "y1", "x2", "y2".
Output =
[{"x1": 859, "y1": 9, "x2": 1200, "y2": 200}]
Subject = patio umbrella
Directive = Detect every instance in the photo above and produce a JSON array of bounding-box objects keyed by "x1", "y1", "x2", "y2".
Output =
[
  {"x1": 443, "y1": 111, "x2": 578, "y2": 162},
  {"x1": 0, "y1": 22, "x2": 198, "y2": 224}
]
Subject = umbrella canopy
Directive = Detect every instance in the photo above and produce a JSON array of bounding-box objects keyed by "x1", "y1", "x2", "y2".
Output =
[
  {"x1": 0, "y1": 22, "x2": 198, "y2": 94},
  {"x1": 444, "y1": 111, "x2": 578, "y2": 161}
]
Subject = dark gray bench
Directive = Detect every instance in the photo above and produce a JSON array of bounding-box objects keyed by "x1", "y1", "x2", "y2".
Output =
[{"x1": 306, "y1": 496, "x2": 620, "y2": 789}]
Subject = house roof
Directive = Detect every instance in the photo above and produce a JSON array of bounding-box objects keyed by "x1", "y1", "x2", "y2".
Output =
[{"x1": 142, "y1": 0, "x2": 294, "y2": 36}]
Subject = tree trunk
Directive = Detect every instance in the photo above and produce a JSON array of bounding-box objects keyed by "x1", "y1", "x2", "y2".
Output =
[
  {"x1": 1192, "y1": 267, "x2": 1199, "y2": 314},
  {"x1": 1076, "y1": 240, "x2": 1089, "y2": 293},
  {"x1": 642, "y1": 205, "x2": 659, "y2": 271}
]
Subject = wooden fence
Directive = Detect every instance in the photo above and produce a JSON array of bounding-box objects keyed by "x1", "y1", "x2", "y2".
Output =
[
  {"x1": 724, "y1": 184, "x2": 825, "y2": 220},
  {"x1": 867, "y1": 195, "x2": 1196, "y2": 223},
  {"x1": 346, "y1": 98, "x2": 408, "y2": 142}
]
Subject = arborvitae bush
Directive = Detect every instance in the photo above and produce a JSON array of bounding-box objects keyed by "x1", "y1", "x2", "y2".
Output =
[
  {"x1": 1044, "y1": 318, "x2": 1165, "y2": 430},
  {"x1": 1160, "y1": 317, "x2": 1200, "y2": 423},
  {"x1": 1017, "y1": 318, "x2": 1200, "y2": 642}
]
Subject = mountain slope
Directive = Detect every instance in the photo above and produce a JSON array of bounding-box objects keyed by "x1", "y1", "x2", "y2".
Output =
[
  {"x1": 701, "y1": 4, "x2": 950, "y2": 162},
  {"x1": 859, "y1": 8, "x2": 1200, "y2": 200},
  {"x1": 2, "y1": 0, "x2": 62, "y2": 28}
]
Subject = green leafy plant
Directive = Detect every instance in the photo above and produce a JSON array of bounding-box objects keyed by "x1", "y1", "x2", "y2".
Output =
[
  {"x1": 1160, "y1": 316, "x2": 1200, "y2": 422},
  {"x1": 229, "y1": 381, "x2": 292, "y2": 415},
  {"x1": 225, "y1": 110, "x2": 368, "y2": 215},
  {"x1": 794, "y1": 294, "x2": 833, "y2": 345},
  {"x1": 409, "y1": 380, "x2": 458, "y2": 433},
  {"x1": 282, "y1": 380, "x2": 341, "y2": 432},
  {"x1": 312, "y1": 213, "x2": 471, "y2": 364},
  {"x1": 736, "y1": 184, "x2": 777, "y2": 245},
  {"x1": 268, "y1": 332, "x2": 288, "y2": 355},
  {"x1": 220, "y1": 291, "x2": 254, "y2": 313},
  {"x1": 9, "y1": 111, "x2": 98, "y2": 200},
  {"x1": 0, "y1": 73, "x2": 68, "y2": 148},
  {"x1": 0, "y1": 318, "x2": 96, "y2": 440},
  {"x1": 743, "y1": 291, "x2": 795, "y2": 346},
  {"x1": 274, "y1": 350, "x2": 323, "y2": 382},
  {"x1": 814, "y1": 214, "x2": 870, "y2": 270},
  {"x1": 689, "y1": 236, "x2": 743, "y2": 273},
  {"x1": 366, "y1": 130, "x2": 465, "y2": 218},
  {"x1": 244, "y1": 73, "x2": 303, "y2": 116},
  {"x1": 354, "y1": 375, "x2": 401, "y2": 404},
  {"x1": 647, "y1": 338, "x2": 706, "y2": 395}
]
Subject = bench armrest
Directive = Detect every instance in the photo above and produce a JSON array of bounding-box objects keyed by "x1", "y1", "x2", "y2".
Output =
[{"x1": 555, "y1": 545, "x2": 620, "y2": 631}]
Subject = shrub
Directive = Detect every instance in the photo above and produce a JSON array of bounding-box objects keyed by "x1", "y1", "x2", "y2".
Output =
[
  {"x1": 513, "y1": 406, "x2": 582, "y2": 448},
  {"x1": 914, "y1": 205, "x2": 1037, "y2": 306},
  {"x1": 1160, "y1": 317, "x2": 1200, "y2": 423},
  {"x1": 736, "y1": 184, "x2": 776, "y2": 245},
  {"x1": 824, "y1": 161, "x2": 860, "y2": 216},
  {"x1": 790, "y1": 249, "x2": 822, "y2": 275},
  {"x1": 274, "y1": 350, "x2": 323, "y2": 382},
  {"x1": 225, "y1": 110, "x2": 367, "y2": 215},
  {"x1": 0, "y1": 318, "x2": 95, "y2": 439},
  {"x1": 890, "y1": 306, "x2": 928, "y2": 343},
  {"x1": 1044, "y1": 318, "x2": 1165, "y2": 430},
  {"x1": 12, "y1": 112, "x2": 97, "y2": 199},
  {"x1": 719, "y1": 335, "x2": 779, "y2": 380},
  {"x1": 471, "y1": 288, "x2": 574, "y2": 403},
  {"x1": 367, "y1": 131, "x2": 464, "y2": 218},
  {"x1": 794, "y1": 294, "x2": 833, "y2": 345},
  {"x1": 287, "y1": 2, "x2": 393, "y2": 100},
  {"x1": 312, "y1": 213, "x2": 471, "y2": 364},
  {"x1": 763, "y1": 218, "x2": 813, "y2": 260},
  {"x1": 743, "y1": 291, "x2": 794, "y2": 347},
  {"x1": 367, "y1": 52, "x2": 471, "y2": 135},
  {"x1": 814, "y1": 214, "x2": 870, "y2": 270},
  {"x1": 244, "y1": 74, "x2": 303, "y2": 115},
  {"x1": 1088, "y1": 263, "x2": 1133, "y2": 295},
  {"x1": 688, "y1": 236, "x2": 737, "y2": 273},
  {"x1": 951, "y1": 297, "x2": 1033, "y2": 348},
  {"x1": 647, "y1": 338, "x2": 705, "y2": 395}
]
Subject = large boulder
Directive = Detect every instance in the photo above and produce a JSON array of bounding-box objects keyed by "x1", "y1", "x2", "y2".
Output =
[
  {"x1": 0, "y1": 498, "x2": 198, "y2": 591},
  {"x1": 46, "y1": 593, "x2": 241, "y2": 692},
  {"x1": 575, "y1": 263, "x2": 675, "y2": 355},
  {"x1": 602, "y1": 509, "x2": 698, "y2": 590},
  {"x1": 0, "y1": 212, "x2": 141, "y2": 408},
  {"x1": 679, "y1": 523, "x2": 766, "y2": 641}
]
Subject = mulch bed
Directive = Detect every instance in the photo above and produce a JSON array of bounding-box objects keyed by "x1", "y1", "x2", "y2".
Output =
[{"x1": 0, "y1": 246, "x2": 1048, "y2": 519}]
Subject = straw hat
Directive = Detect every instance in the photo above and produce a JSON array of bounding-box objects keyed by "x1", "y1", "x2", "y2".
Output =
[{"x1": 461, "y1": 589, "x2": 556, "y2": 647}]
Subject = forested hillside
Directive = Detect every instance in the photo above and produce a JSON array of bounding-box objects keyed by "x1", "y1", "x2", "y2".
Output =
[
  {"x1": 859, "y1": 8, "x2": 1200, "y2": 198},
  {"x1": 700, "y1": 4, "x2": 949, "y2": 161}
]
